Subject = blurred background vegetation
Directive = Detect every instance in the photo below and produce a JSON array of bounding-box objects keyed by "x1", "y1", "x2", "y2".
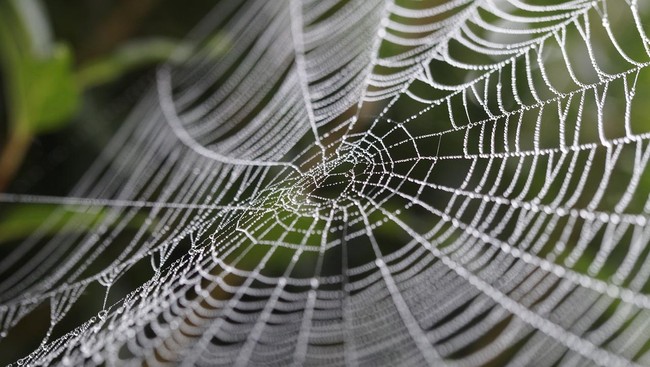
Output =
[
  {"x1": 0, "y1": 1, "x2": 219, "y2": 363},
  {"x1": 0, "y1": 0, "x2": 220, "y2": 244}
]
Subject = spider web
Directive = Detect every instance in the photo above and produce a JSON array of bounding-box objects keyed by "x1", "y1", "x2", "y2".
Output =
[{"x1": 2, "y1": 0, "x2": 650, "y2": 365}]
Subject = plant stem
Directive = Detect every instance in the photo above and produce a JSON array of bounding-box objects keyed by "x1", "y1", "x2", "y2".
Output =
[{"x1": 0, "y1": 128, "x2": 31, "y2": 192}]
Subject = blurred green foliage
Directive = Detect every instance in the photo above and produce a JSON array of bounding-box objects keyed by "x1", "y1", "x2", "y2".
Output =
[
  {"x1": 77, "y1": 38, "x2": 190, "y2": 87},
  {"x1": 0, "y1": 0, "x2": 80, "y2": 135},
  {"x1": 0, "y1": 1, "x2": 225, "y2": 364},
  {"x1": 20, "y1": 44, "x2": 79, "y2": 133},
  {"x1": 0, "y1": 0, "x2": 222, "y2": 192},
  {"x1": 0, "y1": 0, "x2": 226, "y2": 249}
]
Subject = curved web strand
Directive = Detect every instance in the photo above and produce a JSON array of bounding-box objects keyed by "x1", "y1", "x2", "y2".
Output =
[{"x1": 2, "y1": 0, "x2": 650, "y2": 366}]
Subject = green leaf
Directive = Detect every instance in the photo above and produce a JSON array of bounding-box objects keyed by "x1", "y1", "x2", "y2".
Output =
[
  {"x1": 76, "y1": 38, "x2": 193, "y2": 88},
  {"x1": 76, "y1": 33, "x2": 230, "y2": 88},
  {"x1": 22, "y1": 43, "x2": 80, "y2": 133},
  {"x1": 0, "y1": 0, "x2": 80, "y2": 135}
]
